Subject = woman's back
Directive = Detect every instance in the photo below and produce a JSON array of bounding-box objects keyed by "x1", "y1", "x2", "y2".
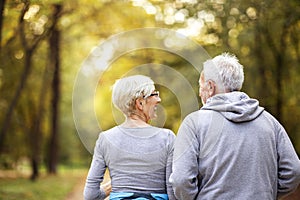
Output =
[{"x1": 96, "y1": 126, "x2": 175, "y2": 194}]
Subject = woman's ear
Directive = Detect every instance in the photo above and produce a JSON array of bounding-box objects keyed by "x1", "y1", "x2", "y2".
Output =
[{"x1": 135, "y1": 98, "x2": 144, "y2": 110}]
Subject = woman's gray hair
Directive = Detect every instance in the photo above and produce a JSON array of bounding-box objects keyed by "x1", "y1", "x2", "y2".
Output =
[
  {"x1": 203, "y1": 52, "x2": 244, "y2": 92},
  {"x1": 112, "y1": 75, "x2": 155, "y2": 116}
]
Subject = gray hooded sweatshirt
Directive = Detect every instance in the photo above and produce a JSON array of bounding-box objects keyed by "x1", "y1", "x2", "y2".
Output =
[{"x1": 170, "y1": 92, "x2": 300, "y2": 200}]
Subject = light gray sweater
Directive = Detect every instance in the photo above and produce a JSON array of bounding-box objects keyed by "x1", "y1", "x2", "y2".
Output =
[
  {"x1": 170, "y1": 92, "x2": 300, "y2": 200},
  {"x1": 84, "y1": 126, "x2": 176, "y2": 200}
]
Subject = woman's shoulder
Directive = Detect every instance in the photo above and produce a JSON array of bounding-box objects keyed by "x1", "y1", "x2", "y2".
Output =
[
  {"x1": 158, "y1": 127, "x2": 175, "y2": 135},
  {"x1": 97, "y1": 126, "x2": 120, "y2": 139},
  {"x1": 153, "y1": 127, "x2": 176, "y2": 140}
]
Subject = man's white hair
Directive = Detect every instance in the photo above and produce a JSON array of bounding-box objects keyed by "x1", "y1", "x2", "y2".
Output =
[
  {"x1": 112, "y1": 75, "x2": 155, "y2": 116},
  {"x1": 203, "y1": 52, "x2": 244, "y2": 92}
]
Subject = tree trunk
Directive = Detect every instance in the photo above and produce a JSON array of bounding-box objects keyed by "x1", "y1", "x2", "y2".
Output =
[
  {"x1": 275, "y1": 55, "x2": 283, "y2": 121},
  {"x1": 254, "y1": 23, "x2": 268, "y2": 103},
  {"x1": 0, "y1": 49, "x2": 33, "y2": 153},
  {"x1": 0, "y1": 0, "x2": 5, "y2": 53},
  {"x1": 30, "y1": 156, "x2": 39, "y2": 181},
  {"x1": 29, "y1": 59, "x2": 51, "y2": 180},
  {"x1": 0, "y1": 1, "x2": 30, "y2": 153},
  {"x1": 47, "y1": 4, "x2": 62, "y2": 174}
]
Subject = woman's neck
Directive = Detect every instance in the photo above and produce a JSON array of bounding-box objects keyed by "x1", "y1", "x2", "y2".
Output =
[{"x1": 121, "y1": 114, "x2": 150, "y2": 128}]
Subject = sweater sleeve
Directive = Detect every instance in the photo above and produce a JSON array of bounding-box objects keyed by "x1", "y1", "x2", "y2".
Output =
[
  {"x1": 166, "y1": 131, "x2": 177, "y2": 200},
  {"x1": 84, "y1": 134, "x2": 107, "y2": 200},
  {"x1": 276, "y1": 122, "x2": 300, "y2": 198},
  {"x1": 169, "y1": 116, "x2": 200, "y2": 200}
]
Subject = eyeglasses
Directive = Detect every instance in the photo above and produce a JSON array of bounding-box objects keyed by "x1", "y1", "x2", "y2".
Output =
[
  {"x1": 149, "y1": 91, "x2": 159, "y2": 97},
  {"x1": 144, "y1": 91, "x2": 159, "y2": 98}
]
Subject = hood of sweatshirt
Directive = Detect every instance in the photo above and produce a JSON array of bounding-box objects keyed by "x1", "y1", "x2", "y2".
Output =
[{"x1": 201, "y1": 92, "x2": 264, "y2": 122}]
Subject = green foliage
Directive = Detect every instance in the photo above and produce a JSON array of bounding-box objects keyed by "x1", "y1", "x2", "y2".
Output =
[{"x1": 1, "y1": 0, "x2": 300, "y2": 175}]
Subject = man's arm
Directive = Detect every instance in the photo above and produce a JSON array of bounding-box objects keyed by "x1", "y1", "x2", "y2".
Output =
[
  {"x1": 276, "y1": 122, "x2": 300, "y2": 198},
  {"x1": 170, "y1": 116, "x2": 200, "y2": 200},
  {"x1": 166, "y1": 131, "x2": 177, "y2": 200}
]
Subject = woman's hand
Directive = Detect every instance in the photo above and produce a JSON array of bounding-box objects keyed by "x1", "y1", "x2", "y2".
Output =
[{"x1": 101, "y1": 180, "x2": 112, "y2": 197}]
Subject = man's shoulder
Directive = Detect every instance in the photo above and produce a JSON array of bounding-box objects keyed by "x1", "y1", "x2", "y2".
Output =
[
  {"x1": 180, "y1": 109, "x2": 217, "y2": 130},
  {"x1": 185, "y1": 109, "x2": 216, "y2": 120}
]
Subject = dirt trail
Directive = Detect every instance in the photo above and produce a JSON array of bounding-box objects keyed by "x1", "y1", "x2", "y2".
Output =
[
  {"x1": 65, "y1": 170, "x2": 110, "y2": 200},
  {"x1": 65, "y1": 175, "x2": 86, "y2": 200}
]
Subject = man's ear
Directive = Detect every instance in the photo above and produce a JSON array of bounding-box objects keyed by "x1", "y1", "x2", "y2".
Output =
[{"x1": 207, "y1": 80, "x2": 216, "y2": 96}]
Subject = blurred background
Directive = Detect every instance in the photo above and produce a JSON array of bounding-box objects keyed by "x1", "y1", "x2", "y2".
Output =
[{"x1": 0, "y1": 0, "x2": 300, "y2": 199}]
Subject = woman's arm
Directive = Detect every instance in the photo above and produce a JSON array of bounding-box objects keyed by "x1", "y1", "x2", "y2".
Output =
[{"x1": 84, "y1": 135, "x2": 110, "y2": 200}]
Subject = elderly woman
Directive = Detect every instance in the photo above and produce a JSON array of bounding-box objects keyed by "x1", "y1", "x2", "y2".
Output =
[{"x1": 84, "y1": 75, "x2": 176, "y2": 200}]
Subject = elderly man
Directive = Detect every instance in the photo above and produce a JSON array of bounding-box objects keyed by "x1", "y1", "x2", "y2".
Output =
[{"x1": 170, "y1": 53, "x2": 300, "y2": 199}]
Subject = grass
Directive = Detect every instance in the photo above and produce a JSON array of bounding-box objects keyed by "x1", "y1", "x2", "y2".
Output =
[{"x1": 0, "y1": 167, "x2": 88, "y2": 200}]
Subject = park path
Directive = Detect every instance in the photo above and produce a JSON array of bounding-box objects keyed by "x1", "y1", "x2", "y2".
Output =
[
  {"x1": 64, "y1": 175, "x2": 86, "y2": 200},
  {"x1": 65, "y1": 170, "x2": 110, "y2": 200}
]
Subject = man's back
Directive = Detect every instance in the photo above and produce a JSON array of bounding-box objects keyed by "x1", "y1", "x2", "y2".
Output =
[
  {"x1": 170, "y1": 92, "x2": 300, "y2": 200},
  {"x1": 196, "y1": 110, "x2": 277, "y2": 199}
]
